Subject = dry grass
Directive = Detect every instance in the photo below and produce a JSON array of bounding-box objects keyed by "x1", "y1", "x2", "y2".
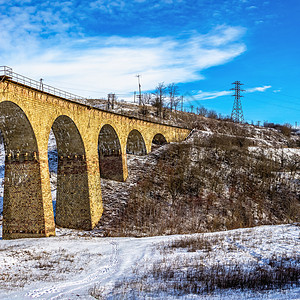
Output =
[
  {"x1": 92, "y1": 228, "x2": 300, "y2": 299},
  {"x1": 0, "y1": 247, "x2": 77, "y2": 289},
  {"x1": 102, "y1": 133, "x2": 299, "y2": 237}
]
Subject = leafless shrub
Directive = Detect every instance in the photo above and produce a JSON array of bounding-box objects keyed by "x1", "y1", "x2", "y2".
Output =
[
  {"x1": 105, "y1": 232, "x2": 300, "y2": 298},
  {"x1": 148, "y1": 256, "x2": 300, "y2": 294},
  {"x1": 89, "y1": 285, "x2": 105, "y2": 299},
  {"x1": 160, "y1": 235, "x2": 213, "y2": 253},
  {"x1": 104, "y1": 132, "x2": 299, "y2": 237}
]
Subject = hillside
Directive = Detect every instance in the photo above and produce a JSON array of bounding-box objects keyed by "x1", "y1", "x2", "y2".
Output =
[
  {"x1": 95, "y1": 122, "x2": 300, "y2": 237},
  {"x1": 1, "y1": 109, "x2": 299, "y2": 234},
  {"x1": 78, "y1": 102, "x2": 299, "y2": 238},
  {"x1": 0, "y1": 110, "x2": 299, "y2": 299}
]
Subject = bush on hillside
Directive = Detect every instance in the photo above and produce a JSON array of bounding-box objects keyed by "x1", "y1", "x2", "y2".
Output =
[{"x1": 104, "y1": 134, "x2": 299, "y2": 237}]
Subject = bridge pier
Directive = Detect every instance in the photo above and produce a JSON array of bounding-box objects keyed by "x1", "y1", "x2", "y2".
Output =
[
  {"x1": 2, "y1": 151, "x2": 55, "y2": 239},
  {"x1": 53, "y1": 116, "x2": 103, "y2": 230},
  {"x1": 85, "y1": 150, "x2": 103, "y2": 229},
  {"x1": 55, "y1": 154, "x2": 92, "y2": 229},
  {"x1": 121, "y1": 152, "x2": 128, "y2": 181}
]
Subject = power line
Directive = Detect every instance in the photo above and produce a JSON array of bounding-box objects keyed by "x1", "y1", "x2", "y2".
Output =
[
  {"x1": 241, "y1": 79, "x2": 300, "y2": 105},
  {"x1": 259, "y1": 91, "x2": 300, "y2": 106},
  {"x1": 245, "y1": 96, "x2": 300, "y2": 112},
  {"x1": 44, "y1": 79, "x2": 131, "y2": 96}
]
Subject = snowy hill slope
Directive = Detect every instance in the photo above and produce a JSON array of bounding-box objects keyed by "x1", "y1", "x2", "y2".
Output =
[
  {"x1": 0, "y1": 126, "x2": 299, "y2": 234},
  {"x1": 96, "y1": 130, "x2": 300, "y2": 237},
  {"x1": 0, "y1": 117, "x2": 299, "y2": 298},
  {"x1": 0, "y1": 224, "x2": 299, "y2": 299}
]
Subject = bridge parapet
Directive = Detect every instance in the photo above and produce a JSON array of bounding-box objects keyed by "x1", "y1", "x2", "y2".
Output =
[
  {"x1": 0, "y1": 66, "x2": 191, "y2": 129},
  {"x1": 0, "y1": 66, "x2": 86, "y2": 104}
]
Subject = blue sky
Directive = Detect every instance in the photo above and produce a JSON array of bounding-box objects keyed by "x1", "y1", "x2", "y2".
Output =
[{"x1": 0, "y1": 0, "x2": 299, "y2": 125}]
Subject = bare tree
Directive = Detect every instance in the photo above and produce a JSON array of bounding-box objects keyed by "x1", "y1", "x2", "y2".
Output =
[
  {"x1": 190, "y1": 105, "x2": 194, "y2": 113},
  {"x1": 142, "y1": 93, "x2": 152, "y2": 105},
  {"x1": 152, "y1": 82, "x2": 166, "y2": 117},
  {"x1": 197, "y1": 106, "x2": 208, "y2": 117},
  {"x1": 168, "y1": 83, "x2": 179, "y2": 111},
  {"x1": 173, "y1": 96, "x2": 181, "y2": 111}
]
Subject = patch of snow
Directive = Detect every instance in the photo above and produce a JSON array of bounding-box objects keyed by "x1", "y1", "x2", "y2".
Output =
[{"x1": 0, "y1": 224, "x2": 298, "y2": 299}]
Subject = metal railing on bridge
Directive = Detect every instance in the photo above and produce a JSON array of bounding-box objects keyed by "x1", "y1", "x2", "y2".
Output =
[
  {"x1": 0, "y1": 66, "x2": 188, "y2": 129},
  {"x1": 0, "y1": 66, "x2": 87, "y2": 104}
]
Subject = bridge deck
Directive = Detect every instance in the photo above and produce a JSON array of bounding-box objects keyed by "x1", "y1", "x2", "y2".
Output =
[{"x1": 0, "y1": 67, "x2": 190, "y2": 130}]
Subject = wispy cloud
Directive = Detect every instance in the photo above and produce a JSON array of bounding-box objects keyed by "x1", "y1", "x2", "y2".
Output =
[
  {"x1": 246, "y1": 85, "x2": 272, "y2": 93},
  {"x1": 246, "y1": 5, "x2": 257, "y2": 10},
  {"x1": 194, "y1": 90, "x2": 232, "y2": 100},
  {"x1": 0, "y1": 1, "x2": 248, "y2": 99},
  {"x1": 1, "y1": 21, "x2": 246, "y2": 98},
  {"x1": 189, "y1": 84, "x2": 272, "y2": 102}
]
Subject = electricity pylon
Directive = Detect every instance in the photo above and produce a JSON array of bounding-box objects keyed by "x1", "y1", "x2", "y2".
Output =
[{"x1": 230, "y1": 81, "x2": 245, "y2": 123}]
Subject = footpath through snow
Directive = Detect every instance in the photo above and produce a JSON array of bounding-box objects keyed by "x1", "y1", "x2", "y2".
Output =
[{"x1": 0, "y1": 224, "x2": 299, "y2": 299}]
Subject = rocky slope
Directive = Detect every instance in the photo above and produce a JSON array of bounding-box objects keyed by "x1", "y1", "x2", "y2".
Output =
[{"x1": 95, "y1": 126, "x2": 300, "y2": 237}]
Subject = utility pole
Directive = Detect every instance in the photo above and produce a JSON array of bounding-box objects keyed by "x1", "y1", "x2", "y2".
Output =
[
  {"x1": 181, "y1": 96, "x2": 184, "y2": 112},
  {"x1": 136, "y1": 75, "x2": 142, "y2": 105},
  {"x1": 230, "y1": 81, "x2": 245, "y2": 123}
]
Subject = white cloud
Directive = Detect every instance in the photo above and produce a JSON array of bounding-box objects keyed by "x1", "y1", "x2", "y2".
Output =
[
  {"x1": 246, "y1": 5, "x2": 257, "y2": 10},
  {"x1": 188, "y1": 84, "x2": 272, "y2": 102},
  {"x1": 0, "y1": 16, "x2": 246, "y2": 99},
  {"x1": 246, "y1": 85, "x2": 272, "y2": 93},
  {"x1": 255, "y1": 20, "x2": 264, "y2": 25},
  {"x1": 201, "y1": 25, "x2": 246, "y2": 47},
  {"x1": 194, "y1": 90, "x2": 232, "y2": 100}
]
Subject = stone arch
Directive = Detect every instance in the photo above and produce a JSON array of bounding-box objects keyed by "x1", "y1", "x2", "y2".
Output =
[
  {"x1": 126, "y1": 129, "x2": 147, "y2": 155},
  {"x1": 151, "y1": 133, "x2": 168, "y2": 151},
  {"x1": 98, "y1": 124, "x2": 123, "y2": 181},
  {"x1": 51, "y1": 115, "x2": 91, "y2": 230},
  {"x1": 0, "y1": 101, "x2": 45, "y2": 239}
]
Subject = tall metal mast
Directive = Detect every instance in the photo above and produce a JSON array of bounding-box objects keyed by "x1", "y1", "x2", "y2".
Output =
[
  {"x1": 230, "y1": 81, "x2": 245, "y2": 123},
  {"x1": 136, "y1": 74, "x2": 142, "y2": 105}
]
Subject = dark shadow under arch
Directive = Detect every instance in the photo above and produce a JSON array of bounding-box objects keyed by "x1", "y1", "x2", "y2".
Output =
[
  {"x1": 151, "y1": 133, "x2": 167, "y2": 152},
  {"x1": 51, "y1": 115, "x2": 91, "y2": 230},
  {"x1": 126, "y1": 129, "x2": 147, "y2": 156},
  {"x1": 0, "y1": 101, "x2": 46, "y2": 239},
  {"x1": 98, "y1": 124, "x2": 124, "y2": 181}
]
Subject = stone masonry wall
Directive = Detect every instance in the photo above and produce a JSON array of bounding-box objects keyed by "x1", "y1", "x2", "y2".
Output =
[{"x1": 0, "y1": 79, "x2": 190, "y2": 239}]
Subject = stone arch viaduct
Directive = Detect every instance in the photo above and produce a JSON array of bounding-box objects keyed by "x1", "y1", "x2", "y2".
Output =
[{"x1": 0, "y1": 67, "x2": 190, "y2": 239}]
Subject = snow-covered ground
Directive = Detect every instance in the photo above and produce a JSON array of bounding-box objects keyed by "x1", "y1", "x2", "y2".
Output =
[
  {"x1": 248, "y1": 146, "x2": 300, "y2": 158},
  {"x1": 0, "y1": 128, "x2": 299, "y2": 299},
  {"x1": 0, "y1": 224, "x2": 299, "y2": 299}
]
